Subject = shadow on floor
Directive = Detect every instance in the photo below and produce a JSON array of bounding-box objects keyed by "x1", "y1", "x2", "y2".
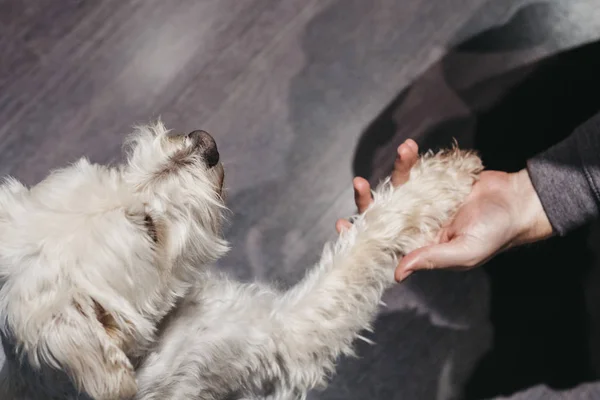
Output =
[{"x1": 352, "y1": 3, "x2": 600, "y2": 399}]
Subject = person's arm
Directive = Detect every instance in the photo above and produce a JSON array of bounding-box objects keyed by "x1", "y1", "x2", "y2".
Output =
[
  {"x1": 340, "y1": 111, "x2": 600, "y2": 280},
  {"x1": 394, "y1": 111, "x2": 600, "y2": 279},
  {"x1": 527, "y1": 111, "x2": 600, "y2": 236}
]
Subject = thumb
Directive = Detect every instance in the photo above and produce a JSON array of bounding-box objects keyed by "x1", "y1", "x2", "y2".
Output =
[{"x1": 394, "y1": 239, "x2": 476, "y2": 281}]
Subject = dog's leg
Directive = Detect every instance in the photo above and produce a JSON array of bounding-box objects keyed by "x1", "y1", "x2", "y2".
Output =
[
  {"x1": 5, "y1": 293, "x2": 137, "y2": 400},
  {"x1": 271, "y1": 148, "x2": 483, "y2": 391},
  {"x1": 135, "y1": 148, "x2": 482, "y2": 400}
]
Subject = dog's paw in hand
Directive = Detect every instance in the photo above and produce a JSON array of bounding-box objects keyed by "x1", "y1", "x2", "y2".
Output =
[
  {"x1": 366, "y1": 145, "x2": 483, "y2": 256},
  {"x1": 336, "y1": 139, "x2": 420, "y2": 234},
  {"x1": 339, "y1": 142, "x2": 483, "y2": 268}
]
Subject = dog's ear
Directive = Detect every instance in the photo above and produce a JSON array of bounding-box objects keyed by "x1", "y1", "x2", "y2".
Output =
[{"x1": 29, "y1": 294, "x2": 137, "y2": 400}]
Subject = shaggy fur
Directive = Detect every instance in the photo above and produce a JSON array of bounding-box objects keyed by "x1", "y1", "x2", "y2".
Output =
[{"x1": 0, "y1": 122, "x2": 482, "y2": 399}]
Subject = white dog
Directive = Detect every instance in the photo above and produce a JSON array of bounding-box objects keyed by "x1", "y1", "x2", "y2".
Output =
[{"x1": 0, "y1": 122, "x2": 482, "y2": 399}]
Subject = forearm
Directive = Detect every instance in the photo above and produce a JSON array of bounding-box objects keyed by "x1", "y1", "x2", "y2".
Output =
[
  {"x1": 527, "y1": 111, "x2": 600, "y2": 236},
  {"x1": 508, "y1": 169, "x2": 553, "y2": 246}
]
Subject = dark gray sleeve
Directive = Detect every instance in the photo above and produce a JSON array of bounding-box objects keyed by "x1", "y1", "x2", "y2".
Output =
[{"x1": 526, "y1": 112, "x2": 600, "y2": 236}]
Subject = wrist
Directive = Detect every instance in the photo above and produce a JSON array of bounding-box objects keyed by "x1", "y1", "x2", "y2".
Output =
[{"x1": 509, "y1": 168, "x2": 553, "y2": 245}]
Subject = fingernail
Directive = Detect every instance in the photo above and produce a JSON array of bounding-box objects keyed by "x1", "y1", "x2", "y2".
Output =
[
  {"x1": 395, "y1": 269, "x2": 413, "y2": 282},
  {"x1": 399, "y1": 143, "x2": 409, "y2": 157},
  {"x1": 402, "y1": 270, "x2": 413, "y2": 281},
  {"x1": 406, "y1": 139, "x2": 418, "y2": 152}
]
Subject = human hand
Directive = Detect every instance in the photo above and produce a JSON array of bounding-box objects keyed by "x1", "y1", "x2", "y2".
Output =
[
  {"x1": 394, "y1": 168, "x2": 554, "y2": 281},
  {"x1": 337, "y1": 139, "x2": 553, "y2": 283},
  {"x1": 335, "y1": 139, "x2": 419, "y2": 234}
]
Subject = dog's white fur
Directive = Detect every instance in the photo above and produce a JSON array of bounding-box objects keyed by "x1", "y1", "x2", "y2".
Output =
[{"x1": 0, "y1": 122, "x2": 482, "y2": 399}]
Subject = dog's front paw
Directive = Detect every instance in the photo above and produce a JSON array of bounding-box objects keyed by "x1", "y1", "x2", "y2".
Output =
[
  {"x1": 71, "y1": 346, "x2": 136, "y2": 400},
  {"x1": 20, "y1": 296, "x2": 140, "y2": 400},
  {"x1": 362, "y1": 147, "x2": 482, "y2": 255},
  {"x1": 106, "y1": 349, "x2": 138, "y2": 400}
]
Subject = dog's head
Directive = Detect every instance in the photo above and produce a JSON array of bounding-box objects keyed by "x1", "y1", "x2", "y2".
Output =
[
  {"x1": 123, "y1": 121, "x2": 229, "y2": 268},
  {"x1": 0, "y1": 121, "x2": 228, "y2": 399}
]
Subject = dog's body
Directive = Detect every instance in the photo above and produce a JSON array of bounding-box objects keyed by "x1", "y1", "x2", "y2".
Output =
[{"x1": 0, "y1": 122, "x2": 482, "y2": 399}]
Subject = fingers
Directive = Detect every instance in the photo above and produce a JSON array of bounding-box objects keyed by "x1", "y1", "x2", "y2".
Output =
[
  {"x1": 391, "y1": 139, "x2": 419, "y2": 186},
  {"x1": 394, "y1": 239, "x2": 478, "y2": 282},
  {"x1": 352, "y1": 139, "x2": 419, "y2": 214},
  {"x1": 335, "y1": 218, "x2": 353, "y2": 234},
  {"x1": 336, "y1": 178, "x2": 372, "y2": 235},
  {"x1": 353, "y1": 177, "x2": 373, "y2": 214},
  {"x1": 338, "y1": 139, "x2": 419, "y2": 235}
]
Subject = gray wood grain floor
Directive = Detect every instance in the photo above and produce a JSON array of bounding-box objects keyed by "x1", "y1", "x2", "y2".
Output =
[{"x1": 2, "y1": 0, "x2": 600, "y2": 399}]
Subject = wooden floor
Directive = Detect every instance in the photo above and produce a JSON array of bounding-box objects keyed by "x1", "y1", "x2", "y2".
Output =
[{"x1": 2, "y1": 0, "x2": 600, "y2": 399}]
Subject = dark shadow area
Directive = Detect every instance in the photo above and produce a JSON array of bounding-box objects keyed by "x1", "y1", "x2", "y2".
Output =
[
  {"x1": 352, "y1": 89, "x2": 409, "y2": 180},
  {"x1": 462, "y1": 41, "x2": 600, "y2": 400},
  {"x1": 352, "y1": 2, "x2": 600, "y2": 399},
  {"x1": 0, "y1": 336, "x2": 94, "y2": 400}
]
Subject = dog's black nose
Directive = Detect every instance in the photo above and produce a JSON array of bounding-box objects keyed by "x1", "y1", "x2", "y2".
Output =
[{"x1": 188, "y1": 130, "x2": 219, "y2": 168}]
